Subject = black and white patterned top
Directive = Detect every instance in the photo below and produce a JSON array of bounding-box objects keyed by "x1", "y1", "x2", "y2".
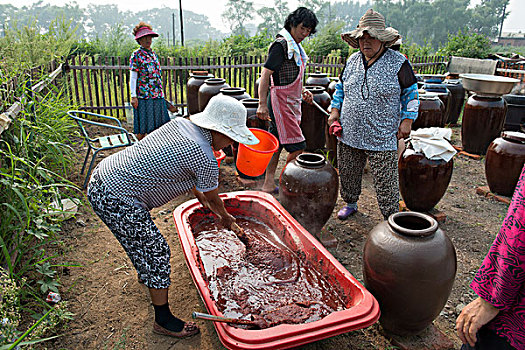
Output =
[
  {"x1": 340, "y1": 49, "x2": 407, "y2": 151},
  {"x1": 91, "y1": 118, "x2": 218, "y2": 210}
]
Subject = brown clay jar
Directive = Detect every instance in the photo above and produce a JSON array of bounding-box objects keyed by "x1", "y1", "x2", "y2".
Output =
[
  {"x1": 443, "y1": 75, "x2": 465, "y2": 124},
  {"x1": 422, "y1": 83, "x2": 451, "y2": 125},
  {"x1": 220, "y1": 87, "x2": 250, "y2": 101},
  {"x1": 462, "y1": 95, "x2": 507, "y2": 155},
  {"x1": 363, "y1": 212, "x2": 457, "y2": 336},
  {"x1": 327, "y1": 77, "x2": 339, "y2": 97},
  {"x1": 241, "y1": 98, "x2": 268, "y2": 130},
  {"x1": 279, "y1": 153, "x2": 338, "y2": 236},
  {"x1": 198, "y1": 78, "x2": 230, "y2": 112},
  {"x1": 300, "y1": 86, "x2": 330, "y2": 152},
  {"x1": 398, "y1": 143, "x2": 454, "y2": 212},
  {"x1": 186, "y1": 72, "x2": 214, "y2": 115},
  {"x1": 485, "y1": 131, "x2": 525, "y2": 197},
  {"x1": 412, "y1": 92, "x2": 445, "y2": 130},
  {"x1": 305, "y1": 72, "x2": 330, "y2": 90}
]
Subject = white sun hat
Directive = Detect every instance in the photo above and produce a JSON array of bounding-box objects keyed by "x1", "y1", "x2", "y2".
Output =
[{"x1": 190, "y1": 94, "x2": 259, "y2": 145}]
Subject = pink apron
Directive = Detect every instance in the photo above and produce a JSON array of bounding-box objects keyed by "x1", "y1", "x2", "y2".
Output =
[{"x1": 270, "y1": 60, "x2": 306, "y2": 145}]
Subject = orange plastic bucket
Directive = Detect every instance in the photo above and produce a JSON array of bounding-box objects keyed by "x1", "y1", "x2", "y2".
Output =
[{"x1": 236, "y1": 128, "x2": 279, "y2": 177}]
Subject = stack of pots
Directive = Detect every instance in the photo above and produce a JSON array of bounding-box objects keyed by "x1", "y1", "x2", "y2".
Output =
[
  {"x1": 443, "y1": 73, "x2": 466, "y2": 125},
  {"x1": 421, "y1": 77, "x2": 451, "y2": 125},
  {"x1": 186, "y1": 71, "x2": 214, "y2": 115},
  {"x1": 300, "y1": 86, "x2": 331, "y2": 152},
  {"x1": 485, "y1": 131, "x2": 525, "y2": 197},
  {"x1": 363, "y1": 212, "x2": 456, "y2": 336},
  {"x1": 502, "y1": 94, "x2": 525, "y2": 131},
  {"x1": 305, "y1": 72, "x2": 331, "y2": 90},
  {"x1": 412, "y1": 91, "x2": 445, "y2": 130},
  {"x1": 398, "y1": 141, "x2": 454, "y2": 212},
  {"x1": 198, "y1": 78, "x2": 230, "y2": 113},
  {"x1": 279, "y1": 153, "x2": 338, "y2": 247}
]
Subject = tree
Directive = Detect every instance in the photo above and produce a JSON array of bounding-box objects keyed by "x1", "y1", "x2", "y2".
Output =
[
  {"x1": 469, "y1": 0, "x2": 509, "y2": 38},
  {"x1": 221, "y1": 0, "x2": 255, "y2": 36},
  {"x1": 437, "y1": 30, "x2": 492, "y2": 58},
  {"x1": 257, "y1": 0, "x2": 289, "y2": 37}
]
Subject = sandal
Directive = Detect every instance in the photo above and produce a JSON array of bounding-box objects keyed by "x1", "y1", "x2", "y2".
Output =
[{"x1": 153, "y1": 321, "x2": 200, "y2": 338}]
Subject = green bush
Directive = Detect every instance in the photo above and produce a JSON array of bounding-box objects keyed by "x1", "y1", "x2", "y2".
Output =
[{"x1": 437, "y1": 30, "x2": 492, "y2": 58}]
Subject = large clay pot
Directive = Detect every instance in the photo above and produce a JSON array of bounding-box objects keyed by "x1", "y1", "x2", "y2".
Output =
[
  {"x1": 398, "y1": 143, "x2": 454, "y2": 212},
  {"x1": 186, "y1": 72, "x2": 214, "y2": 115},
  {"x1": 279, "y1": 153, "x2": 338, "y2": 237},
  {"x1": 305, "y1": 72, "x2": 330, "y2": 90},
  {"x1": 502, "y1": 94, "x2": 525, "y2": 131},
  {"x1": 485, "y1": 131, "x2": 525, "y2": 197},
  {"x1": 198, "y1": 78, "x2": 230, "y2": 112},
  {"x1": 443, "y1": 74, "x2": 466, "y2": 125},
  {"x1": 327, "y1": 77, "x2": 339, "y2": 97},
  {"x1": 422, "y1": 82, "x2": 451, "y2": 125},
  {"x1": 241, "y1": 98, "x2": 268, "y2": 130},
  {"x1": 300, "y1": 86, "x2": 330, "y2": 152},
  {"x1": 412, "y1": 92, "x2": 445, "y2": 130},
  {"x1": 462, "y1": 95, "x2": 507, "y2": 155},
  {"x1": 363, "y1": 212, "x2": 457, "y2": 336},
  {"x1": 220, "y1": 87, "x2": 250, "y2": 101}
]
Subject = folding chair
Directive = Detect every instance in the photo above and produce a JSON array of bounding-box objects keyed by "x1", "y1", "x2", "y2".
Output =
[{"x1": 68, "y1": 110, "x2": 138, "y2": 188}]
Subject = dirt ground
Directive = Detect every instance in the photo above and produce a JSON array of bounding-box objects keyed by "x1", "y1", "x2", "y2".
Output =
[{"x1": 44, "y1": 125, "x2": 511, "y2": 350}]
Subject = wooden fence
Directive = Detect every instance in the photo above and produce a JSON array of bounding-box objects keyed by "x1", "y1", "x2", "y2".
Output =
[
  {"x1": 64, "y1": 55, "x2": 449, "y2": 117},
  {"x1": 496, "y1": 60, "x2": 525, "y2": 86}
]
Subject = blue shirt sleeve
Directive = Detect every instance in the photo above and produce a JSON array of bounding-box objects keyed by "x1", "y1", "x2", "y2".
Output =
[
  {"x1": 330, "y1": 80, "x2": 344, "y2": 110},
  {"x1": 400, "y1": 83, "x2": 419, "y2": 120}
]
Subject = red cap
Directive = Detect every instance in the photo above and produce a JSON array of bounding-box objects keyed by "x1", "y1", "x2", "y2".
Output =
[{"x1": 135, "y1": 26, "x2": 159, "y2": 40}]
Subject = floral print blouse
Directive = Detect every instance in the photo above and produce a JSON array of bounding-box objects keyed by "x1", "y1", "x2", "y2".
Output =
[{"x1": 129, "y1": 47, "x2": 164, "y2": 99}]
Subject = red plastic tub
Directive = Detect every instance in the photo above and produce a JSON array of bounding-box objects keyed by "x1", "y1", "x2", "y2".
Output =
[{"x1": 173, "y1": 191, "x2": 379, "y2": 350}]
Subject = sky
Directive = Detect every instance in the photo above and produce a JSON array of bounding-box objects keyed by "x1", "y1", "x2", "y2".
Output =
[{"x1": 2, "y1": 0, "x2": 524, "y2": 34}]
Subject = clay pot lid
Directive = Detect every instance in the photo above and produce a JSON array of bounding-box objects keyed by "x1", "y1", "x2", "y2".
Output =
[
  {"x1": 204, "y1": 78, "x2": 226, "y2": 84},
  {"x1": 220, "y1": 87, "x2": 246, "y2": 95},
  {"x1": 309, "y1": 71, "x2": 328, "y2": 78},
  {"x1": 241, "y1": 98, "x2": 259, "y2": 107},
  {"x1": 418, "y1": 90, "x2": 440, "y2": 100},
  {"x1": 502, "y1": 131, "x2": 525, "y2": 144},
  {"x1": 304, "y1": 86, "x2": 325, "y2": 93},
  {"x1": 296, "y1": 153, "x2": 326, "y2": 168}
]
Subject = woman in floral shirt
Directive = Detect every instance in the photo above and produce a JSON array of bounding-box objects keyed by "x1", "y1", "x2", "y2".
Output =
[{"x1": 130, "y1": 21, "x2": 176, "y2": 140}]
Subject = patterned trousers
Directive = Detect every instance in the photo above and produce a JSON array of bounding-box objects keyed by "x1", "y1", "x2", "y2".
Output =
[
  {"x1": 337, "y1": 142, "x2": 399, "y2": 220},
  {"x1": 87, "y1": 180, "x2": 171, "y2": 289}
]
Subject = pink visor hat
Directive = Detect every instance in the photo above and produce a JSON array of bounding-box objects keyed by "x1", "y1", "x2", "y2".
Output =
[{"x1": 135, "y1": 26, "x2": 159, "y2": 40}]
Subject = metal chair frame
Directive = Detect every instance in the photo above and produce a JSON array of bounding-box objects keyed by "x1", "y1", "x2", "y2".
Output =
[{"x1": 68, "y1": 110, "x2": 137, "y2": 188}]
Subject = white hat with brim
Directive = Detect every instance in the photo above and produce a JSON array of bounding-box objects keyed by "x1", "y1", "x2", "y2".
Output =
[
  {"x1": 190, "y1": 94, "x2": 259, "y2": 145},
  {"x1": 341, "y1": 9, "x2": 400, "y2": 49}
]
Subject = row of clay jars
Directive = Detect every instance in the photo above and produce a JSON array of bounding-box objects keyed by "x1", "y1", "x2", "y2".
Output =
[
  {"x1": 278, "y1": 151, "x2": 456, "y2": 336},
  {"x1": 186, "y1": 72, "x2": 214, "y2": 115},
  {"x1": 462, "y1": 94, "x2": 507, "y2": 155},
  {"x1": 485, "y1": 131, "x2": 525, "y2": 197}
]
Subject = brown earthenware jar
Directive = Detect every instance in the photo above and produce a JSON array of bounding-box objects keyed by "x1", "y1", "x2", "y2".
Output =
[
  {"x1": 485, "y1": 131, "x2": 525, "y2": 197},
  {"x1": 363, "y1": 212, "x2": 457, "y2": 336},
  {"x1": 305, "y1": 72, "x2": 330, "y2": 90},
  {"x1": 220, "y1": 87, "x2": 250, "y2": 101},
  {"x1": 186, "y1": 72, "x2": 214, "y2": 115},
  {"x1": 241, "y1": 98, "x2": 268, "y2": 130},
  {"x1": 327, "y1": 77, "x2": 339, "y2": 97},
  {"x1": 422, "y1": 83, "x2": 451, "y2": 125},
  {"x1": 398, "y1": 143, "x2": 454, "y2": 212},
  {"x1": 462, "y1": 95, "x2": 507, "y2": 155},
  {"x1": 443, "y1": 75, "x2": 466, "y2": 125},
  {"x1": 502, "y1": 94, "x2": 525, "y2": 131},
  {"x1": 279, "y1": 153, "x2": 338, "y2": 237},
  {"x1": 412, "y1": 92, "x2": 445, "y2": 130},
  {"x1": 300, "y1": 86, "x2": 331, "y2": 152},
  {"x1": 198, "y1": 78, "x2": 230, "y2": 112}
]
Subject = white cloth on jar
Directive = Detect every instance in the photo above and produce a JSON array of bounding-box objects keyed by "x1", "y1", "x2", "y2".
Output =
[{"x1": 405, "y1": 127, "x2": 457, "y2": 162}]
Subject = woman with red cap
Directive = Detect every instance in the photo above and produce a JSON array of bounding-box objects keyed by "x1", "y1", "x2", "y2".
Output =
[{"x1": 130, "y1": 21, "x2": 176, "y2": 140}]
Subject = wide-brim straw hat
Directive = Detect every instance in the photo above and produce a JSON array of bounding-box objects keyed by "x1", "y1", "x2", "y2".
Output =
[
  {"x1": 190, "y1": 94, "x2": 259, "y2": 145},
  {"x1": 135, "y1": 26, "x2": 159, "y2": 40},
  {"x1": 341, "y1": 9, "x2": 400, "y2": 49}
]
